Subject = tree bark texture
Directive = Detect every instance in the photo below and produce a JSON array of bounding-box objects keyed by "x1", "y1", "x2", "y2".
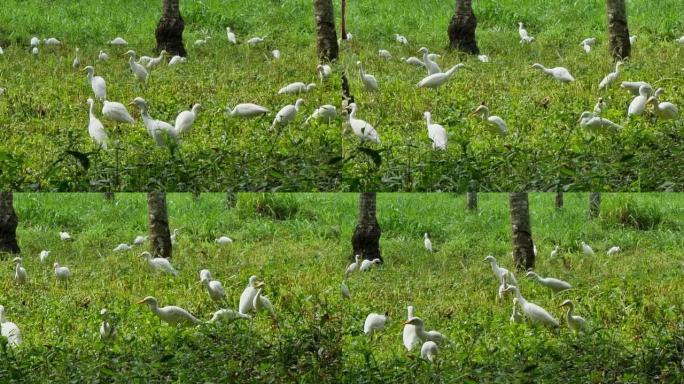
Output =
[
  {"x1": 147, "y1": 191, "x2": 172, "y2": 258},
  {"x1": 606, "y1": 0, "x2": 631, "y2": 60},
  {"x1": 155, "y1": 0, "x2": 187, "y2": 56},
  {"x1": 448, "y1": 0, "x2": 480, "y2": 54},
  {"x1": 466, "y1": 180, "x2": 477, "y2": 211},
  {"x1": 0, "y1": 192, "x2": 20, "y2": 255},
  {"x1": 555, "y1": 191, "x2": 564, "y2": 209},
  {"x1": 509, "y1": 193, "x2": 534, "y2": 271},
  {"x1": 314, "y1": 0, "x2": 338, "y2": 61},
  {"x1": 589, "y1": 192, "x2": 601, "y2": 218},
  {"x1": 351, "y1": 193, "x2": 382, "y2": 262}
]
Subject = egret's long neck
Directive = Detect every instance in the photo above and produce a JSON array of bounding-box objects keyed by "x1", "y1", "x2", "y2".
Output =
[
  {"x1": 480, "y1": 107, "x2": 490, "y2": 119},
  {"x1": 358, "y1": 64, "x2": 365, "y2": 76},
  {"x1": 349, "y1": 106, "x2": 357, "y2": 120},
  {"x1": 407, "y1": 307, "x2": 414, "y2": 319},
  {"x1": 425, "y1": 115, "x2": 431, "y2": 127},
  {"x1": 0, "y1": 310, "x2": 5, "y2": 323},
  {"x1": 446, "y1": 65, "x2": 459, "y2": 77},
  {"x1": 86, "y1": 71, "x2": 94, "y2": 85},
  {"x1": 88, "y1": 102, "x2": 96, "y2": 117},
  {"x1": 565, "y1": 305, "x2": 573, "y2": 318},
  {"x1": 415, "y1": 327, "x2": 429, "y2": 339}
]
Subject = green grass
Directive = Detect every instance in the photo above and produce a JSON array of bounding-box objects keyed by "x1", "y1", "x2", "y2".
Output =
[
  {"x1": 1, "y1": 193, "x2": 683, "y2": 382},
  {"x1": 1, "y1": 0, "x2": 683, "y2": 191}
]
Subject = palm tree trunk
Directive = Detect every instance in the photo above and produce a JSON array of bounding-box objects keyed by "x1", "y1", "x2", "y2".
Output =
[
  {"x1": 509, "y1": 193, "x2": 534, "y2": 271},
  {"x1": 156, "y1": 0, "x2": 186, "y2": 56},
  {"x1": 448, "y1": 0, "x2": 479, "y2": 54},
  {"x1": 352, "y1": 193, "x2": 382, "y2": 261},
  {"x1": 555, "y1": 191, "x2": 564, "y2": 209},
  {"x1": 340, "y1": 0, "x2": 354, "y2": 114},
  {"x1": 147, "y1": 191, "x2": 172, "y2": 258},
  {"x1": 0, "y1": 192, "x2": 20, "y2": 255},
  {"x1": 314, "y1": 0, "x2": 338, "y2": 61},
  {"x1": 225, "y1": 191, "x2": 237, "y2": 209},
  {"x1": 606, "y1": 0, "x2": 631, "y2": 60},
  {"x1": 589, "y1": 192, "x2": 601, "y2": 218},
  {"x1": 466, "y1": 180, "x2": 477, "y2": 211},
  {"x1": 341, "y1": 0, "x2": 348, "y2": 40}
]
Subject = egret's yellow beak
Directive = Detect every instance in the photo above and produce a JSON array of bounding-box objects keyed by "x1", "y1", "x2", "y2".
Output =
[{"x1": 137, "y1": 299, "x2": 145, "y2": 304}]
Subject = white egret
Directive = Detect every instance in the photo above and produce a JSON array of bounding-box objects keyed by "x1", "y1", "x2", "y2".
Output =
[
  {"x1": 364, "y1": 313, "x2": 387, "y2": 338},
  {"x1": 510, "y1": 298, "x2": 524, "y2": 323},
  {"x1": 395, "y1": 34, "x2": 408, "y2": 45},
  {"x1": 357, "y1": 61, "x2": 379, "y2": 91},
  {"x1": 239, "y1": 275, "x2": 259, "y2": 314},
  {"x1": 581, "y1": 37, "x2": 596, "y2": 53},
  {"x1": 131, "y1": 97, "x2": 175, "y2": 146},
  {"x1": 483, "y1": 255, "x2": 518, "y2": 286},
  {"x1": 404, "y1": 317, "x2": 446, "y2": 344},
  {"x1": 378, "y1": 49, "x2": 392, "y2": 59},
  {"x1": 677, "y1": 36, "x2": 684, "y2": 44},
  {"x1": 86, "y1": 98, "x2": 108, "y2": 150},
  {"x1": 341, "y1": 278, "x2": 351, "y2": 299},
  {"x1": 348, "y1": 103, "x2": 380, "y2": 144},
  {"x1": 124, "y1": 50, "x2": 149, "y2": 84},
  {"x1": 359, "y1": 258, "x2": 381, "y2": 272},
  {"x1": 403, "y1": 306, "x2": 419, "y2": 351},
  {"x1": 98, "y1": 50, "x2": 109, "y2": 61},
  {"x1": 133, "y1": 235, "x2": 147, "y2": 245},
  {"x1": 253, "y1": 282, "x2": 276, "y2": 319},
  {"x1": 629, "y1": 35, "x2": 637, "y2": 45},
  {"x1": 44, "y1": 37, "x2": 61, "y2": 45},
  {"x1": 607, "y1": 246, "x2": 621, "y2": 256},
  {"x1": 110, "y1": 37, "x2": 128, "y2": 46},
  {"x1": 345, "y1": 255, "x2": 362, "y2": 277},
  {"x1": 175, "y1": 104, "x2": 201, "y2": 136},
  {"x1": 226, "y1": 27, "x2": 237, "y2": 44},
  {"x1": 418, "y1": 47, "x2": 441, "y2": 75},
  {"x1": 103, "y1": 100, "x2": 134, "y2": 124},
  {"x1": 215, "y1": 236, "x2": 233, "y2": 245},
  {"x1": 647, "y1": 88, "x2": 679, "y2": 120},
  {"x1": 621, "y1": 81, "x2": 651, "y2": 96},
  {"x1": 305, "y1": 105, "x2": 337, "y2": 124},
  {"x1": 83, "y1": 66, "x2": 107, "y2": 101},
  {"x1": 278, "y1": 82, "x2": 316, "y2": 94},
  {"x1": 518, "y1": 22, "x2": 534, "y2": 44},
  {"x1": 424, "y1": 112, "x2": 447, "y2": 150},
  {"x1": 54, "y1": 262, "x2": 71, "y2": 282},
  {"x1": 39, "y1": 250, "x2": 49, "y2": 263},
  {"x1": 478, "y1": 55, "x2": 490, "y2": 63},
  {"x1": 526, "y1": 271, "x2": 572, "y2": 292},
  {"x1": 578, "y1": 112, "x2": 623, "y2": 134},
  {"x1": 470, "y1": 104, "x2": 508, "y2": 136},
  {"x1": 497, "y1": 273, "x2": 509, "y2": 302},
  {"x1": 140, "y1": 251, "x2": 179, "y2": 276},
  {"x1": 271, "y1": 50, "x2": 281, "y2": 59},
  {"x1": 194, "y1": 37, "x2": 211, "y2": 46},
  {"x1": 30, "y1": 37, "x2": 40, "y2": 47},
  {"x1": 628, "y1": 85, "x2": 653, "y2": 116},
  {"x1": 99, "y1": 309, "x2": 117, "y2": 341},
  {"x1": 559, "y1": 300, "x2": 587, "y2": 333},
  {"x1": 599, "y1": 62, "x2": 623, "y2": 90},
  {"x1": 13, "y1": 257, "x2": 27, "y2": 285},
  {"x1": 0, "y1": 305, "x2": 21, "y2": 347},
  {"x1": 227, "y1": 103, "x2": 270, "y2": 118},
  {"x1": 113, "y1": 243, "x2": 132, "y2": 252},
  {"x1": 171, "y1": 229, "x2": 179, "y2": 244},
  {"x1": 423, "y1": 232, "x2": 434, "y2": 252},
  {"x1": 32, "y1": 47, "x2": 38, "y2": 55},
  {"x1": 138, "y1": 56, "x2": 152, "y2": 66},
  {"x1": 146, "y1": 50, "x2": 168, "y2": 69},
  {"x1": 421, "y1": 341, "x2": 439, "y2": 362},
  {"x1": 0, "y1": 46, "x2": 3, "y2": 55},
  {"x1": 59, "y1": 231, "x2": 72, "y2": 241},
  {"x1": 138, "y1": 296, "x2": 200, "y2": 326},
  {"x1": 531, "y1": 63, "x2": 575, "y2": 82},
  {"x1": 270, "y1": 98, "x2": 304, "y2": 130},
  {"x1": 0, "y1": 88, "x2": 4, "y2": 96},
  {"x1": 593, "y1": 97, "x2": 606, "y2": 116},
  {"x1": 247, "y1": 36, "x2": 265, "y2": 46},
  {"x1": 208, "y1": 309, "x2": 251, "y2": 323},
  {"x1": 580, "y1": 241, "x2": 595, "y2": 256},
  {"x1": 504, "y1": 286, "x2": 559, "y2": 331},
  {"x1": 168, "y1": 55, "x2": 187, "y2": 65},
  {"x1": 550, "y1": 245, "x2": 560, "y2": 259},
  {"x1": 416, "y1": 64, "x2": 465, "y2": 89},
  {"x1": 402, "y1": 56, "x2": 425, "y2": 66},
  {"x1": 72, "y1": 48, "x2": 80, "y2": 69},
  {"x1": 317, "y1": 64, "x2": 332, "y2": 81},
  {"x1": 200, "y1": 270, "x2": 226, "y2": 302}
]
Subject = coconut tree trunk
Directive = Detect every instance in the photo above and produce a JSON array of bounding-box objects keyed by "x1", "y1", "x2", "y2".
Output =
[
  {"x1": 341, "y1": 0, "x2": 348, "y2": 40},
  {"x1": 351, "y1": 193, "x2": 382, "y2": 261},
  {"x1": 225, "y1": 191, "x2": 237, "y2": 209},
  {"x1": 0, "y1": 192, "x2": 20, "y2": 255},
  {"x1": 448, "y1": 0, "x2": 479, "y2": 54},
  {"x1": 339, "y1": 0, "x2": 354, "y2": 114},
  {"x1": 555, "y1": 191, "x2": 564, "y2": 209},
  {"x1": 466, "y1": 180, "x2": 477, "y2": 211},
  {"x1": 155, "y1": 0, "x2": 186, "y2": 56},
  {"x1": 314, "y1": 0, "x2": 338, "y2": 61},
  {"x1": 606, "y1": 0, "x2": 631, "y2": 60},
  {"x1": 589, "y1": 192, "x2": 601, "y2": 218},
  {"x1": 147, "y1": 191, "x2": 172, "y2": 258},
  {"x1": 509, "y1": 193, "x2": 534, "y2": 271}
]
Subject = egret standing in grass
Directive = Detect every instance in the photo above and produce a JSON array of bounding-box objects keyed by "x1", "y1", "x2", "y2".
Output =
[
  {"x1": 416, "y1": 64, "x2": 465, "y2": 89},
  {"x1": 348, "y1": 103, "x2": 380, "y2": 144},
  {"x1": 599, "y1": 62, "x2": 623, "y2": 90},
  {"x1": 239, "y1": 275, "x2": 259, "y2": 314},
  {"x1": 200, "y1": 269, "x2": 226, "y2": 302},
  {"x1": 531, "y1": 63, "x2": 574, "y2": 82},
  {"x1": 110, "y1": 37, "x2": 128, "y2": 46},
  {"x1": 13, "y1": 257, "x2": 27, "y2": 285},
  {"x1": 421, "y1": 341, "x2": 439, "y2": 362},
  {"x1": 98, "y1": 50, "x2": 109, "y2": 61},
  {"x1": 559, "y1": 300, "x2": 587, "y2": 333},
  {"x1": 607, "y1": 246, "x2": 621, "y2": 256},
  {"x1": 146, "y1": 50, "x2": 168, "y2": 69},
  {"x1": 518, "y1": 22, "x2": 534, "y2": 43},
  {"x1": 621, "y1": 81, "x2": 651, "y2": 96},
  {"x1": 364, "y1": 312, "x2": 388, "y2": 338},
  {"x1": 345, "y1": 255, "x2": 362, "y2": 277},
  {"x1": 578, "y1": 112, "x2": 623, "y2": 134},
  {"x1": 278, "y1": 82, "x2": 316, "y2": 95},
  {"x1": 470, "y1": 104, "x2": 508, "y2": 136},
  {"x1": 341, "y1": 278, "x2": 351, "y2": 299},
  {"x1": 0, "y1": 305, "x2": 21, "y2": 347},
  {"x1": 59, "y1": 231, "x2": 72, "y2": 241},
  {"x1": 83, "y1": 66, "x2": 107, "y2": 101},
  {"x1": 504, "y1": 286, "x2": 559, "y2": 331},
  {"x1": 305, "y1": 105, "x2": 337, "y2": 124},
  {"x1": 395, "y1": 34, "x2": 408, "y2": 45},
  {"x1": 131, "y1": 97, "x2": 175, "y2": 146},
  {"x1": 404, "y1": 317, "x2": 446, "y2": 344},
  {"x1": 359, "y1": 258, "x2": 381, "y2": 272},
  {"x1": 418, "y1": 47, "x2": 441, "y2": 75},
  {"x1": 424, "y1": 112, "x2": 447, "y2": 150},
  {"x1": 253, "y1": 282, "x2": 276, "y2": 319},
  {"x1": 138, "y1": 296, "x2": 200, "y2": 326},
  {"x1": 357, "y1": 61, "x2": 379, "y2": 91},
  {"x1": 175, "y1": 104, "x2": 201, "y2": 136},
  {"x1": 54, "y1": 262, "x2": 71, "y2": 284},
  {"x1": 86, "y1": 98, "x2": 108, "y2": 149},
  {"x1": 99, "y1": 309, "x2": 117, "y2": 341},
  {"x1": 208, "y1": 309, "x2": 251, "y2": 323},
  {"x1": 317, "y1": 64, "x2": 332, "y2": 81},
  {"x1": 226, "y1": 27, "x2": 237, "y2": 44},
  {"x1": 647, "y1": 88, "x2": 679, "y2": 120},
  {"x1": 526, "y1": 271, "x2": 572, "y2": 292},
  {"x1": 403, "y1": 306, "x2": 419, "y2": 351},
  {"x1": 423, "y1": 233, "x2": 433, "y2": 252},
  {"x1": 103, "y1": 100, "x2": 134, "y2": 127},
  {"x1": 628, "y1": 85, "x2": 653, "y2": 117},
  {"x1": 270, "y1": 99, "x2": 304, "y2": 131},
  {"x1": 72, "y1": 48, "x2": 80, "y2": 69},
  {"x1": 112, "y1": 243, "x2": 132, "y2": 252},
  {"x1": 215, "y1": 236, "x2": 233, "y2": 245},
  {"x1": 39, "y1": 250, "x2": 49, "y2": 263},
  {"x1": 140, "y1": 252, "x2": 178, "y2": 276},
  {"x1": 581, "y1": 241, "x2": 595, "y2": 256},
  {"x1": 483, "y1": 255, "x2": 518, "y2": 285},
  {"x1": 124, "y1": 50, "x2": 149, "y2": 84}
]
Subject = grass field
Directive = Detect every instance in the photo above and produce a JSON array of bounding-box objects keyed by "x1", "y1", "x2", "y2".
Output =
[
  {"x1": 1, "y1": 1, "x2": 683, "y2": 191},
  {"x1": 1, "y1": 193, "x2": 683, "y2": 382}
]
